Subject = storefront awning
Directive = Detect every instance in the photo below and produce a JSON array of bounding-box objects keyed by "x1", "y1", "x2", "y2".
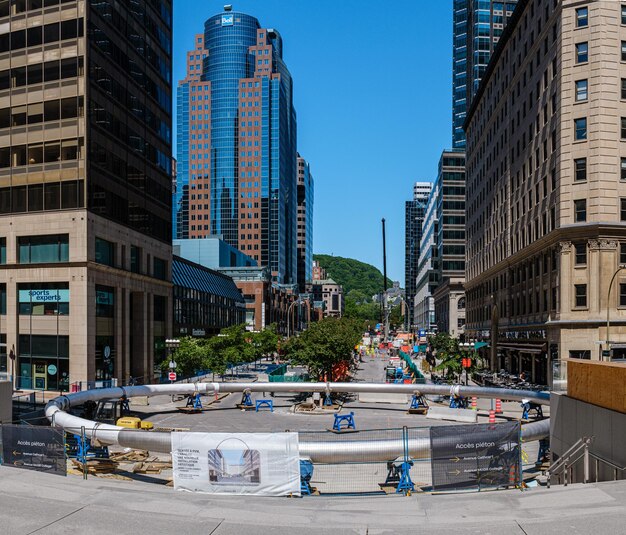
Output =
[{"x1": 498, "y1": 343, "x2": 546, "y2": 354}]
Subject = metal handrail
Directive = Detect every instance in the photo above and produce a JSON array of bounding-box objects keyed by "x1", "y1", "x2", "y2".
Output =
[
  {"x1": 588, "y1": 451, "x2": 626, "y2": 483},
  {"x1": 547, "y1": 437, "x2": 626, "y2": 487},
  {"x1": 546, "y1": 436, "x2": 594, "y2": 488}
]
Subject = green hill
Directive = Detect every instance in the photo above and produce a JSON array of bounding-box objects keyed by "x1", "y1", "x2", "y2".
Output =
[{"x1": 313, "y1": 254, "x2": 393, "y2": 304}]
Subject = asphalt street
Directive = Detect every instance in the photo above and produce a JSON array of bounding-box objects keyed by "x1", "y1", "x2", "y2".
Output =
[{"x1": 0, "y1": 354, "x2": 569, "y2": 533}]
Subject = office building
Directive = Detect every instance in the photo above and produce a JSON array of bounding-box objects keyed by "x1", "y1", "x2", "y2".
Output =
[
  {"x1": 414, "y1": 187, "x2": 438, "y2": 333},
  {"x1": 297, "y1": 154, "x2": 313, "y2": 292},
  {"x1": 217, "y1": 266, "x2": 299, "y2": 334},
  {"x1": 0, "y1": 0, "x2": 173, "y2": 391},
  {"x1": 173, "y1": 237, "x2": 256, "y2": 269},
  {"x1": 405, "y1": 181, "x2": 431, "y2": 330},
  {"x1": 453, "y1": 0, "x2": 518, "y2": 148},
  {"x1": 413, "y1": 151, "x2": 466, "y2": 337},
  {"x1": 174, "y1": 7, "x2": 299, "y2": 285},
  {"x1": 465, "y1": 0, "x2": 626, "y2": 385},
  {"x1": 172, "y1": 255, "x2": 246, "y2": 339}
]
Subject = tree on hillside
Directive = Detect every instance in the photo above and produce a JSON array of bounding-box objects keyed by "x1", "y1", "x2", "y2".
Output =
[
  {"x1": 283, "y1": 317, "x2": 361, "y2": 381},
  {"x1": 313, "y1": 254, "x2": 393, "y2": 298}
]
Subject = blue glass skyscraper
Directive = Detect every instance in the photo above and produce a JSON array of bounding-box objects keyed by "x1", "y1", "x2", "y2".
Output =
[
  {"x1": 453, "y1": 0, "x2": 518, "y2": 149},
  {"x1": 175, "y1": 7, "x2": 299, "y2": 284}
]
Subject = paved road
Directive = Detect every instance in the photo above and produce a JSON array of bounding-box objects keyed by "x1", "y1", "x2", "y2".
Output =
[
  {"x1": 0, "y1": 355, "x2": 565, "y2": 533},
  {"x1": 0, "y1": 466, "x2": 625, "y2": 534}
]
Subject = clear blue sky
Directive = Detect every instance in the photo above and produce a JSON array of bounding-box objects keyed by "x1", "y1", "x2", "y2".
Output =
[{"x1": 173, "y1": 0, "x2": 453, "y2": 284}]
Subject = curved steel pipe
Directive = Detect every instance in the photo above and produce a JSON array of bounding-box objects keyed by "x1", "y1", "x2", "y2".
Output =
[{"x1": 45, "y1": 382, "x2": 550, "y2": 463}]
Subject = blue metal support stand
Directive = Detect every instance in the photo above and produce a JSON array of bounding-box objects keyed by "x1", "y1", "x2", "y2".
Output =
[
  {"x1": 186, "y1": 393, "x2": 202, "y2": 409},
  {"x1": 74, "y1": 433, "x2": 90, "y2": 463},
  {"x1": 300, "y1": 459, "x2": 313, "y2": 495},
  {"x1": 450, "y1": 395, "x2": 467, "y2": 409},
  {"x1": 333, "y1": 412, "x2": 355, "y2": 431},
  {"x1": 521, "y1": 401, "x2": 530, "y2": 420},
  {"x1": 396, "y1": 461, "x2": 415, "y2": 493},
  {"x1": 324, "y1": 394, "x2": 333, "y2": 406},
  {"x1": 410, "y1": 395, "x2": 422, "y2": 410},
  {"x1": 537, "y1": 438, "x2": 550, "y2": 465},
  {"x1": 241, "y1": 391, "x2": 253, "y2": 407},
  {"x1": 120, "y1": 396, "x2": 130, "y2": 415}
]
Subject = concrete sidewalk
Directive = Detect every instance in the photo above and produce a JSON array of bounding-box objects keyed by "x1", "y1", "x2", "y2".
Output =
[{"x1": 0, "y1": 466, "x2": 624, "y2": 534}]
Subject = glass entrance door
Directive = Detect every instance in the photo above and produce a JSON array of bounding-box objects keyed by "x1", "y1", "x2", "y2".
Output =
[{"x1": 33, "y1": 361, "x2": 47, "y2": 390}]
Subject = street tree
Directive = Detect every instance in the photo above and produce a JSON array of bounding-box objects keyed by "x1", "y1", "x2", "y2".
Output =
[
  {"x1": 283, "y1": 317, "x2": 361, "y2": 381},
  {"x1": 160, "y1": 337, "x2": 204, "y2": 378}
]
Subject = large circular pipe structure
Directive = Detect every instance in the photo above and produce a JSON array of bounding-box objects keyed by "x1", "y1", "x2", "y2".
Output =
[{"x1": 45, "y1": 382, "x2": 550, "y2": 463}]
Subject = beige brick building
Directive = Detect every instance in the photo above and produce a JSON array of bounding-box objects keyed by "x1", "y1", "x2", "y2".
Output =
[
  {"x1": 465, "y1": 0, "x2": 626, "y2": 385},
  {"x1": 0, "y1": 1, "x2": 173, "y2": 391}
]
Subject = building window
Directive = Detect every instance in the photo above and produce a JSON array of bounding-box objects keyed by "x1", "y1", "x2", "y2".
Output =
[
  {"x1": 621, "y1": 198, "x2": 626, "y2": 221},
  {"x1": 622, "y1": 79, "x2": 626, "y2": 99},
  {"x1": 18, "y1": 283, "x2": 69, "y2": 316},
  {"x1": 575, "y1": 42, "x2": 588, "y2": 63},
  {"x1": 569, "y1": 350, "x2": 591, "y2": 359},
  {"x1": 575, "y1": 79, "x2": 588, "y2": 101},
  {"x1": 95, "y1": 237, "x2": 115, "y2": 267},
  {"x1": 575, "y1": 284, "x2": 587, "y2": 307},
  {"x1": 153, "y1": 257, "x2": 167, "y2": 280},
  {"x1": 574, "y1": 158, "x2": 587, "y2": 181},
  {"x1": 96, "y1": 286, "x2": 114, "y2": 318},
  {"x1": 621, "y1": 158, "x2": 626, "y2": 181},
  {"x1": 622, "y1": 117, "x2": 626, "y2": 139},
  {"x1": 576, "y1": 7, "x2": 588, "y2": 27},
  {"x1": 623, "y1": 5, "x2": 626, "y2": 25},
  {"x1": 574, "y1": 118, "x2": 587, "y2": 140},
  {"x1": 620, "y1": 283, "x2": 626, "y2": 307},
  {"x1": 623, "y1": 41, "x2": 626, "y2": 61},
  {"x1": 621, "y1": 243, "x2": 626, "y2": 264},
  {"x1": 0, "y1": 237, "x2": 5, "y2": 264},
  {"x1": 574, "y1": 199, "x2": 587, "y2": 222},
  {"x1": 130, "y1": 246, "x2": 142, "y2": 274},
  {"x1": 18, "y1": 234, "x2": 68, "y2": 263},
  {"x1": 574, "y1": 243, "x2": 586, "y2": 265}
]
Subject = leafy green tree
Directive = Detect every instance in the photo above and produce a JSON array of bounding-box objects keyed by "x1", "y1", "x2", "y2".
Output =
[
  {"x1": 283, "y1": 317, "x2": 361, "y2": 381},
  {"x1": 250, "y1": 324, "x2": 280, "y2": 362},
  {"x1": 160, "y1": 337, "x2": 204, "y2": 377},
  {"x1": 429, "y1": 333, "x2": 480, "y2": 381},
  {"x1": 313, "y1": 254, "x2": 393, "y2": 299},
  {"x1": 389, "y1": 304, "x2": 403, "y2": 330}
]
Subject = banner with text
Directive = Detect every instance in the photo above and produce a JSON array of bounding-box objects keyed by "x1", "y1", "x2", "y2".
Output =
[
  {"x1": 172, "y1": 432, "x2": 300, "y2": 496},
  {"x1": 1, "y1": 424, "x2": 66, "y2": 476},
  {"x1": 430, "y1": 421, "x2": 520, "y2": 492}
]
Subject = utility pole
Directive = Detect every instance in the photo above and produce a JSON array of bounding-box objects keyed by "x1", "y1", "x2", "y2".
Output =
[{"x1": 382, "y1": 218, "x2": 389, "y2": 343}]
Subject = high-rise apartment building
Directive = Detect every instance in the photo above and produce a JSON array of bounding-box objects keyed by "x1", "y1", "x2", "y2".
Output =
[
  {"x1": 453, "y1": 0, "x2": 518, "y2": 148},
  {"x1": 413, "y1": 152, "x2": 466, "y2": 335},
  {"x1": 405, "y1": 182, "x2": 431, "y2": 330},
  {"x1": 465, "y1": 0, "x2": 626, "y2": 385},
  {"x1": 297, "y1": 154, "x2": 313, "y2": 292},
  {"x1": 0, "y1": 0, "x2": 173, "y2": 390},
  {"x1": 414, "y1": 187, "x2": 438, "y2": 333},
  {"x1": 175, "y1": 7, "x2": 299, "y2": 285}
]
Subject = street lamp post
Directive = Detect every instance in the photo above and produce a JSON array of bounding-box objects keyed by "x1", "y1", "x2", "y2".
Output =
[
  {"x1": 165, "y1": 338, "x2": 180, "y2": 402},
  {"x1": 605, "y1": 265, "x2": 626, "y2": 360},
  {"x1": 286, "y1": 298, "x2": 300, "y2": 338}
]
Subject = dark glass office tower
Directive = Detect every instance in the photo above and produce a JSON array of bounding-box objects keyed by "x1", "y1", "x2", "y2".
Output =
[
  {"x1": 0, "y1": 0, "x2": 172, "y2": 389},
  {"x1": 452, "y1": 0, "x2": 517, "y2": 149},
  {"x1": 175, "y1": 7, "x2": 299, "y2": 284},
  {"x1": 405, "y1": 182, "x2": 431, "y2": 331}
]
